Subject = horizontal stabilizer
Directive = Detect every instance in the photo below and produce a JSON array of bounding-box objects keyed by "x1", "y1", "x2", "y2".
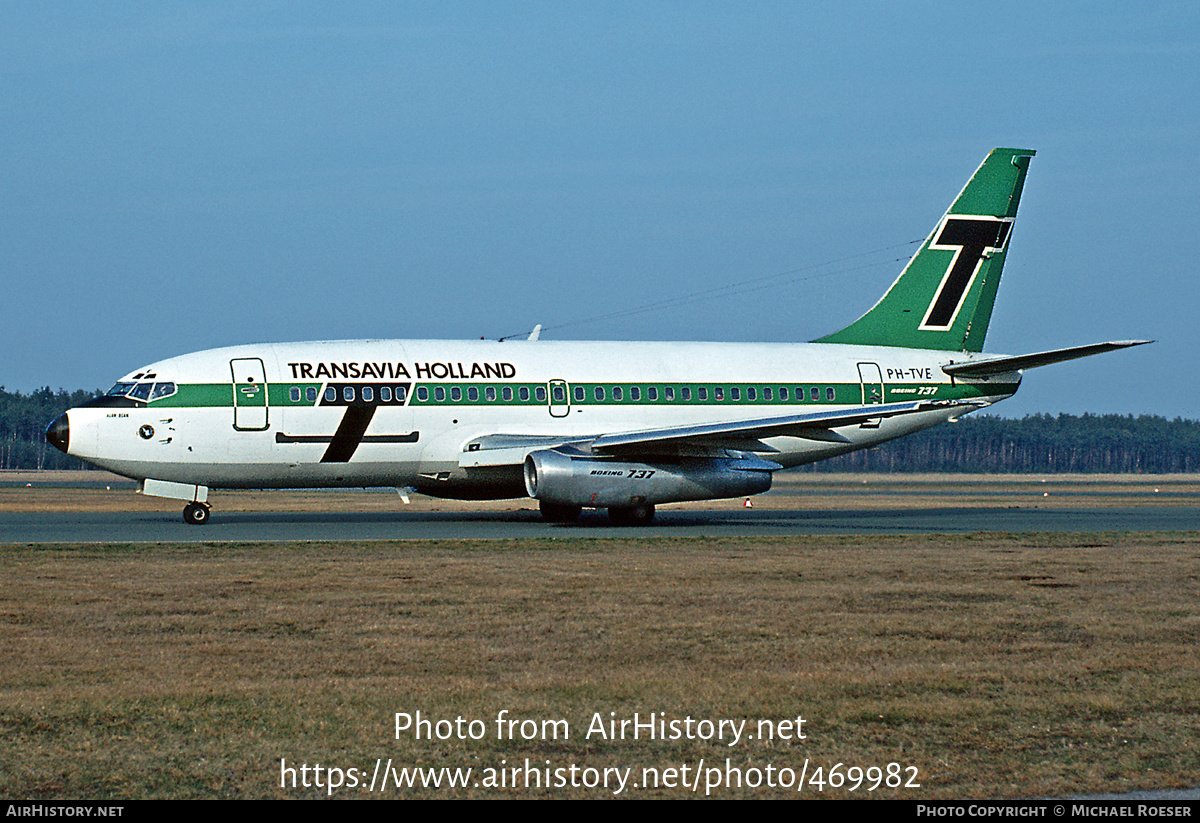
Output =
[{"x1": 941, "y1": 340, "x2": 1152, "y2": 378}]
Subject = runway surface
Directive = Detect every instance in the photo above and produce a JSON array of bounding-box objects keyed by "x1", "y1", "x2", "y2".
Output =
[
  {"x1": 3, "y1": 505, "x2": 1199, "y2": 543},
  {"x1": 3, "y1": 472, "x2": 1196, "y2": 542}
]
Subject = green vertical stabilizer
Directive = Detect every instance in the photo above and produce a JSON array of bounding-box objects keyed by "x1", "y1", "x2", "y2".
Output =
[{"x1": 814, "y1": 148, "x2": 1035, "y2": 352}]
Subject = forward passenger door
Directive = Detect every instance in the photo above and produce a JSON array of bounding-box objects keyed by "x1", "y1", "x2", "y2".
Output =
[{"x1": 231, "y1": 357, "x2": 269, "y2": 431}]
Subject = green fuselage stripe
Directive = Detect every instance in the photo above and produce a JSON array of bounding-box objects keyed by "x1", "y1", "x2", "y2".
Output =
[{"x1": 142, "y1": 381, "x2": 1016, "y2": 409}]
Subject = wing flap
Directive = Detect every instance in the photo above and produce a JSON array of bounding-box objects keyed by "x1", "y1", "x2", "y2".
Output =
[
  {"x1": 589, "y1": 400, "x2": 963, "y2": 454},
  {"x1": 459, "y1": 400, "x2": 967, "y2": 467}
]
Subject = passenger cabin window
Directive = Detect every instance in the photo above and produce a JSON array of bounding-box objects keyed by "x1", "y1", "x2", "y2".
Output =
[
  {"x1": 698, "y1": 387, "x2": 708, "y2": 401},
  {"x1": 503, "y1": 387, "x2": 513, "y2": 401},
  {"x1": 519, "y1": 387, "x2": 530, "y2": 401},
  {"x1": 343, "y1": 386, "x2": 355, "y2": 402},
  {"x1": 810, "y1": 387, "x2": 819, "y2": 402},
  {"x1": 434, "y1": 387, "x2": 445, "y2": 402},
  {"x1": 826, "y1": 387, "x2": 835, "y2": 401},
  {"x1": 417, "y1": 387, "x2": 429, "y2": 401},
  {"x1": 535, "y1": 387, "x2": 546, "y2": 402},
  {"x1": 395, "y1": 386, "x2": 406, "y2": 402},
  {"x1": 665, "y1": 387, "x2": 674, "y2": 401},
  {"x1": 450, "y1": 387, "x2": 461, "y2": 401},
  {"x1": 574, "y1": 386, "x2": 585, "y2": 402},
  {"x1": 594, "y1": 386, "x2": 605, "y2": 401},
  {"x1": 613, "y1": 386, "x2": 623, "y2": 401},
  {"x1": 630, "y1": 387, "x2": 641, "y2": 401},
  {"x1": 289, "y1": 387, "x2": 301, "y2": 403},
  {"x1": 467, "y1": 387, "x2": 478, "y2": 401},
  {"x1": 362, "y1": 386, "x2": 374, "y2": 402},
  {"x1": 485, "y1": 387, "x2": 496, "y2": 401},
  {"x1": 747, "y1": 387, "x2": 757, "y2": 401},
  {"x1": 306, "y1": 387, "x2": 318, "y2": 402},
  {"x1": 647, "y1": 387, "x2": 658, "y2": 401},
  {"x1": 325, "y1": 387, "x2": 337, "y2": 403},
  {"x1": 681, "y1": 387, "x2": 691, "y2": 401},
  {"x1": 731, "y1": 387, "x2": 740, "y2": 401}
]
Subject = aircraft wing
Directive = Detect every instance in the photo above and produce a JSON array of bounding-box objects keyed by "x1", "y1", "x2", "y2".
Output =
[{"x1": 459, "y1": 399, "x2": 972, "y2": 468}]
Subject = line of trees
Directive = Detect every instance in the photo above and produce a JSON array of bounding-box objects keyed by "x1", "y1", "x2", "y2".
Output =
[
  {"x1": 802, "y1": 413, "x2": 1200, "y2": 473},
  {"x1": 2, "y1": 386, "x2": 1198, "y2": 473},
  {"x1": 0, "y1": 387, "x2": 100, "y2": 470}
]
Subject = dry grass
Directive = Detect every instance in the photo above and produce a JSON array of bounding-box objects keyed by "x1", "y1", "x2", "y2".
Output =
[{"x1": 2, "y1": 532, "x2": 1199, "y2": 798}]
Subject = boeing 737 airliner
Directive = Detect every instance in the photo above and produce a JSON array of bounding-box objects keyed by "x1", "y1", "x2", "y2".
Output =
[{"x1": 46, "y1": 149, "x2": 1149, "y2": 525}]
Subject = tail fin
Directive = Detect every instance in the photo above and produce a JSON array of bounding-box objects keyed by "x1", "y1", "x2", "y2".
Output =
[{"x1": 814, "y1": 148, "x2": 1035, "y2": 352}]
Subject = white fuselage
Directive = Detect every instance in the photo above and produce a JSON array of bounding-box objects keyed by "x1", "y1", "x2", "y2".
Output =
[{"x1": 60, "y1": 338, "x2": 1017, "y2": 499}]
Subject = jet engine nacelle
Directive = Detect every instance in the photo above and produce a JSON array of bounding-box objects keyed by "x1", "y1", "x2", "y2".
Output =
[{"x1": 523, "y1": 448, "x2": 778, "y2": 509}]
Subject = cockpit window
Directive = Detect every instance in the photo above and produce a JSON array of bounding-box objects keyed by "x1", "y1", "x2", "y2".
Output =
[
  {"x1": 148, "y1": 382, "x2": 176, "y2": 401},
  {"x1": 104, "y1": 380, "x2": 175, "y2": 403}
]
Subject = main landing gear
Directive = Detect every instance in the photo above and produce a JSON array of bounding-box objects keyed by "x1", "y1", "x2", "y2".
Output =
[
  {"x1": 183, "y1": 501, "x2": 211, "y2": 525},
  {"x1": 608, "y1": 504, "x2": 655, "y2": 526},
  {"x1": 539, "y1": 501, "x2": 581, "y2": 523},
  {"x1": 538, "y1": 501, "x2": 656, "y2": 525}
]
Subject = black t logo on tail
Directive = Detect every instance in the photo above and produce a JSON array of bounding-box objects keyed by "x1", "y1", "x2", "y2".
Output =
[{"x1": 921, "y1": 216, "x2": 1012, "y2": 330}]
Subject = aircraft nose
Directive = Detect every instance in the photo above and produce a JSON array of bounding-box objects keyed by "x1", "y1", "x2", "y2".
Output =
[{"x1": 46, "y1": 413, "x2": 70, "y2": 454}]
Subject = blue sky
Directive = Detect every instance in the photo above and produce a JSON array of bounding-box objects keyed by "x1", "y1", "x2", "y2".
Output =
[{"x1": 4, "y1": 2, "x2": 1196, "y2": 417}]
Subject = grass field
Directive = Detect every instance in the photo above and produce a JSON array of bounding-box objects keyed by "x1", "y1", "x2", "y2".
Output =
[{"x1": 3, "y1": 530, "x2": 1199, "y2": 798}]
